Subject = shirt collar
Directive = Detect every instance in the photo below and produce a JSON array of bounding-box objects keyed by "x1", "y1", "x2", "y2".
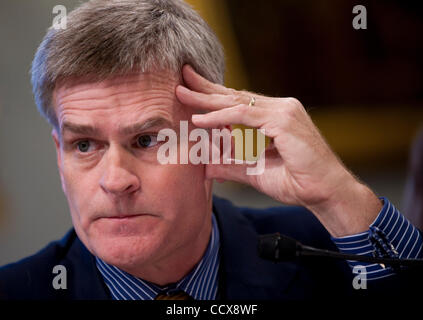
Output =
[{"x1": 95, "y1": 213, "x2": 220, "y2": 300}]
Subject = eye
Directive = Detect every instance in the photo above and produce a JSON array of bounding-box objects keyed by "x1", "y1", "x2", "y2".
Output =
[
  {"x1": 136, "y1": 135, "x2": 158, "y2": 148},
  {"x1": 76, "y1": 140, "x2": 91, "y2": 153}
]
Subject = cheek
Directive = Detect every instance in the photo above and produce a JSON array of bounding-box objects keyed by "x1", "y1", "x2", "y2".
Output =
[
  {"x1": 60, "y1": 161, "x2": 100, "y2": 227},
  {"x1": 139, "y1": 162, "x2": 210, "y2": 237},
  {"x1": 141, "y1": 162, "x2": 206, "y2": 204},
  {"x1": 62, "y1": 166, "x2": 94, "y2": 200}
]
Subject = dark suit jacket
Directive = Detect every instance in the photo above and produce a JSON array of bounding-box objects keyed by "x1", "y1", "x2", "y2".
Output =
[{"x1": 0, "y1": 196, "x2": 420, "y2": 300}]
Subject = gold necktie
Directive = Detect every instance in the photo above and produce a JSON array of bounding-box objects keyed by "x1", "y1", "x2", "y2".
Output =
[{"x1": 155, "y1": 291, "x2": 193, "y2": 300}]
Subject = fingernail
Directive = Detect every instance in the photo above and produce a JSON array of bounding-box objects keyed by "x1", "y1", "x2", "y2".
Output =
[
  {"x1": 192, "y1": 114, "x2": 203, "y2": 121},
  {"x1": 177, "y1": 85, "x2": 189, "y2": 93}
]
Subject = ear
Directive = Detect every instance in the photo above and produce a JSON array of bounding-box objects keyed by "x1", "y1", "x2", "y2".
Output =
[{"x1": 52, "y1": 128, "x2": 67, "y2": 194}]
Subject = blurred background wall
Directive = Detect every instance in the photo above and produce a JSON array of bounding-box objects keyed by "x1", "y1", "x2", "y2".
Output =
[{"x1": 0, "y1": 0, "x2": 422, "y2": 265}]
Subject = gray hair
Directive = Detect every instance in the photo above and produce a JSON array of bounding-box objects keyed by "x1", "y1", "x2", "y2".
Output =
[{"x1": 31, "y1": 0, "x2": 225, "y2": 128}]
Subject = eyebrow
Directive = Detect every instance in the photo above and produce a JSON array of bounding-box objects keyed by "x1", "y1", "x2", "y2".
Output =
[
  {"x1": 60, "y1": 117, "x2": 174, "y2": 138},
  {"x1": 61, "y1": 122, "x2": 98, "y2": 137},
  {"x1": 119, "y1": 117, "x2": 174, "y2": 135}
]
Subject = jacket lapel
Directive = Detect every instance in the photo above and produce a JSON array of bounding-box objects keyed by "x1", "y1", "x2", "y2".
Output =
[
  {"x1": 213, "y1": 196, "x2": 300, "y2": 299},
  {"x1": 63, "y1": 231, "x2": 111, "y2": 300}
]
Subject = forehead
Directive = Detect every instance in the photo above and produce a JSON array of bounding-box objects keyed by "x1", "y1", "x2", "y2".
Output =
[
  {"x1": 53, "y1": 71, "x2": 184, "y2": 129},
  {"x1": 55, "y1": 70, "x2": 180, "y2": 98}
]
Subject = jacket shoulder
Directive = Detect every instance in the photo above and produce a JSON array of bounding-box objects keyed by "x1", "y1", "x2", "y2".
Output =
[
  {"x1": 213, "y1": 196, "x2": 336, "y2": 250},
  {"x1": 241, "y1": 205, "x2": 334, "y2": 248},
  {"x1": 212, "y1": 196, "x2": 354, "y2": 298},
  {"x1": 0, "y1": 230, "x2": 76, "y2": 300}
]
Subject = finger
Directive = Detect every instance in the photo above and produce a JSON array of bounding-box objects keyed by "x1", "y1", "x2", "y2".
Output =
[
  {"x1": 192, "y1": 104, "x2": 269, "y2": 129},
  {"x1": 176, "y1": 85, "x2": 247, "y2": 111},
  {"x1": 206, "y1": 161, "x2": 251, "y2": 185},
  {"x1": 206, "y1": 153, "x2": 269, "y2": 184},
  {"x1": 205, "y1": 127, "x2": 249, "y2": 184},
  {"x1": 182, "y1": 64, "x2": 230, "y2": 95}
]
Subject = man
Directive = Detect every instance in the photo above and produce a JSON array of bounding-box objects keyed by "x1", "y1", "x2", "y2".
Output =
[{"x1": 0, "y1": 0, "x2": 421, "y2": 300}]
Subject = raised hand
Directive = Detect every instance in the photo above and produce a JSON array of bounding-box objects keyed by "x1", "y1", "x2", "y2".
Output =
[{"x1": 176, "y1": 65, "x2": 382, "y2": 237}]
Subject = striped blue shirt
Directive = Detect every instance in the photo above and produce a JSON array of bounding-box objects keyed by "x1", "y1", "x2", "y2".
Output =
[
  {"x1": 332, "y1": 197, "x2": 423, "y2": 280},
  {"x1": 96, "y1": 213, "x2": 220, "y2": 300}
]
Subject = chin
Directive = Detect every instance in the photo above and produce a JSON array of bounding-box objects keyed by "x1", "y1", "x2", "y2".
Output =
[
  {"x1": 81, "y1": 215, "x2": 165, "y2": 262},
  {"x1": 94, "y1": 234, "x2": 161, "y2": 270},
  {"x1": 75, "y1": 221, "x2": 164, "y2": 271}
]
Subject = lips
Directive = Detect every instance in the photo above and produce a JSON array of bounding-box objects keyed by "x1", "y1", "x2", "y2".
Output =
[
  {"x1": 95, "y1": 213, "x2": 154, "y2": 221},
  {"x1": 106, "y1": 214, "x2": 145, "y2": 219},
  {"x1": 106, "y1": 213, "x2": 151, "y2": 219}
]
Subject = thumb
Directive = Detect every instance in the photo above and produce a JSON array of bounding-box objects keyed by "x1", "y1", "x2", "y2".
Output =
[
  {"x1": 205, "y1": 125, "x2": 266, "y2": 183},
  {"x1": 206, "y1": 155, "x2": 266, "y2": 184},
  {"x1": 205, "y1": 161, "x2": 251, "y2": 185}
]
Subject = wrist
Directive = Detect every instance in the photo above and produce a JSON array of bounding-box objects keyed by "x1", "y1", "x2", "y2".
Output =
[{"x1": 307, "y1": 176, "x2": 382, "y2": 237}]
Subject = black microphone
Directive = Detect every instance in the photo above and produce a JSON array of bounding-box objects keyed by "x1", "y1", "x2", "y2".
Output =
[{"x1": 257, "y1": 233, "x2": 423, "y2": 267}]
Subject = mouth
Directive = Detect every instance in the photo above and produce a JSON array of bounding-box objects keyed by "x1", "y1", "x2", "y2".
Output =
[{"x1": 98, "y1": 213, "x2": 155, "y2": 221}]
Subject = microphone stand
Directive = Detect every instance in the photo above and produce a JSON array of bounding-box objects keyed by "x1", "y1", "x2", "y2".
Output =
[{"x1": 258, "y1": 233, "x2": 423, "y2": 267}]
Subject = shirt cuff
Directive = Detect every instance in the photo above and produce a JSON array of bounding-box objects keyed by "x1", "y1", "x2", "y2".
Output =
[{"x1": 331, "y1": 197, "x2": 423, "y2": 280}]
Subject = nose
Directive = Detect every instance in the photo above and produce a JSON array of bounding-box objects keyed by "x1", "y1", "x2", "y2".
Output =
[{"x1": 100, "y1": 145, "x2": 140, "y2": 196}]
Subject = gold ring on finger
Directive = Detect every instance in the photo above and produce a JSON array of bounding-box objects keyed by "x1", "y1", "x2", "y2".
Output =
[{"x1": 248, "y1": 96, "x2": 256, "y2": 107}]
